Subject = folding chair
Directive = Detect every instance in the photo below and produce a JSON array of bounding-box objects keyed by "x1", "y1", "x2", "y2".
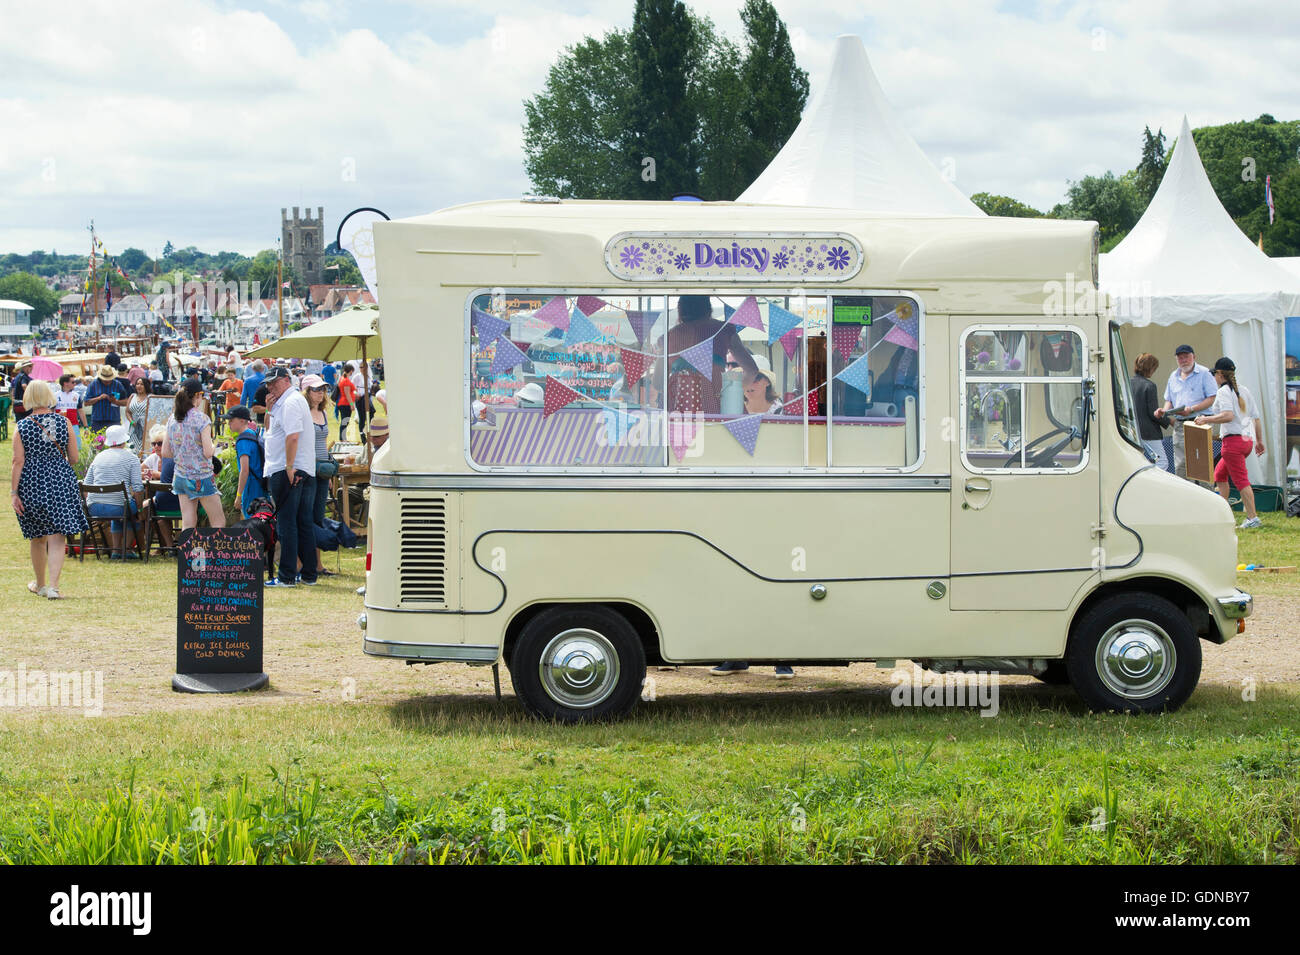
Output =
[
  {"x1": 141, "y1": 480, "x2": 182, "y2": 562},
  {"x1": 78, "y1": 482, "x2": 144, "y2": 561}
]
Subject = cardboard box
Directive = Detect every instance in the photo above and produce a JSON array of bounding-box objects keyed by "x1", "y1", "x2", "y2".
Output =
[{"x1": 1184, "y1": 422, "x2": 1214, "y2": 483}]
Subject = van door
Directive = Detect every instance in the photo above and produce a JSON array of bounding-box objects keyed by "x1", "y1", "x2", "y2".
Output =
[{"x1": 950, "y1": 323, "x2": 1100, "y2": 610}]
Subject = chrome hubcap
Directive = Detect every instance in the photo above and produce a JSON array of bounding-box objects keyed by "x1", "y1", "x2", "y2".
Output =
[
  {"x1": 539, "y1": 628, "x2": 619, "y2": 709},
  {"x1": 1095, "y1": 619, "x2": 1176, "y2": 700}
]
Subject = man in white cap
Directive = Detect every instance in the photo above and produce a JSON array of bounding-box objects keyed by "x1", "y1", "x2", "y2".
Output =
[{"x1": 83, "y1": 424, "x2": 145, "y2": 558}]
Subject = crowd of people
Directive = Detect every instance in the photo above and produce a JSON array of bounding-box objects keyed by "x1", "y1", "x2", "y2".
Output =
[
  {"x1": 1129, "y1": 344, "x2": 1265, "y2": 529},
  {"x1": 8, "y1": 343, "x2": 387, "y2": 598}
]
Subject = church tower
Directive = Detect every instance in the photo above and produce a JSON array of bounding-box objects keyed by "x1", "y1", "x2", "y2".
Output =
[{"x1": 281, "y1": 206, "x2": 325, "y2": 286}]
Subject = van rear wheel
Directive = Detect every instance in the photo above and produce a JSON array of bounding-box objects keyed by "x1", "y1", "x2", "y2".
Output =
[
  {"x1": 1066, "y1": 593, "x2": 1200, "y2": 713},
  {"x1": 509, "y1": 605, "x2": 646, "y2": 723}
]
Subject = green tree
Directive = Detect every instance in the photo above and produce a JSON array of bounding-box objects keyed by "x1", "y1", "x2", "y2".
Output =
[
  {"x1": 629, "y1": 0, "x2": 698, "y2": 199},
  {"x1": 970, "y1": 192, "x2": 1044, "y2": 217},
  {"x1": 323, "y1": 254, "x2": 362, "y2": 286},
  {"x1": 1190, "y1": 115, "x2": 1300, "y2": 222},
  {"x1": 1049, "y1": 171, "x2": 1142, "y2": 244},
  {"x1": 117, "y1": 247, "x2": 149, "y2": 272},
  {"x1": 1259, "y1": 163, "x2": 1300, "y2": 255},
  {"x1": 0, "y1": 271, "x2": 59, "y2": 322},
  {"x1": 688, "y1": 20, "x2": 746, "y2": 199},
  {"x1": 162, "y1": 240, "x2": 174, "y2": 259},
  {"x1": 734, "y1": 0, "x2": 809, "y2": 194},
  {"x1": 1133, "y1": 126, "x2": 1167, "y2": 207},
  {"x1": 523, "y1": 31, "x2": 637, "y2": 199}
]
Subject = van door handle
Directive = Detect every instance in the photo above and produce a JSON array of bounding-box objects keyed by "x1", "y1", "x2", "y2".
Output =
[{"x1": 964, "y1": 480, "x2": 990, "y2": 493}]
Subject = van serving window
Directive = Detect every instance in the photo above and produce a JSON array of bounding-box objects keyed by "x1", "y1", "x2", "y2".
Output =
[
  {"x1": 467, "y1": 290, "x2": 922, "y2": 471},
  {"x1": 960, "y1": 326, "x2": 1089, "y2": 473}
]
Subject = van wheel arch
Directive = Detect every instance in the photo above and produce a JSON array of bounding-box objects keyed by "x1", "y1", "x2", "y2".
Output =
[
  {"x1": 503, "y1": 601, "x2": 664, "y2": 668},
  {"x1": 1073, "y1": 577, "x2": 1217, "y2": 644}
]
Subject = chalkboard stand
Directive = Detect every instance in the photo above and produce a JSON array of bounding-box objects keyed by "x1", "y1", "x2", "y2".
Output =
[{"x1": 173, "y1": 672, "x2": 269, "y2": 694}]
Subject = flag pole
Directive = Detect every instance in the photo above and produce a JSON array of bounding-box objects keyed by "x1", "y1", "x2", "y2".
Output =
[{"x1": 277, "y1": 241, "x2": 285, "y2": 340}]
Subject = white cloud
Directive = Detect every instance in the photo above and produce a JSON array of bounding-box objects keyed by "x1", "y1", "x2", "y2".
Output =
[{"x1": 1, "y1": 0, "x2": 1299, "y2": 254}]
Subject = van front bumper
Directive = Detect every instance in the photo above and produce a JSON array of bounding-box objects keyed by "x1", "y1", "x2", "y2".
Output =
[{"x1": 1217, "y1": 591, "x2": 1253, "y2": 619}]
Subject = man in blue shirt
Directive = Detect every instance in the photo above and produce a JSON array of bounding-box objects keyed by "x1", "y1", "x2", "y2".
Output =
[
  {"x1": 1157, "y1": 344, "x2": 1218, "y2": 481},
  {"x1": 241, "y1": 359, "x2": 266, "y2": 408},
  {"x1": 82, "y1": 365, "x2": 129, "y2": 432}
]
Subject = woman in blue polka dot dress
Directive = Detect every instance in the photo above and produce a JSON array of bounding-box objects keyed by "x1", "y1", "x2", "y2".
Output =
[{"x1": 9, "y1": 379, "x2": 90, "y2": 600}]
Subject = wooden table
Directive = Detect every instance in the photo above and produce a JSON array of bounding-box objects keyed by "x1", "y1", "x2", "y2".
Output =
[{"x1": 335, "y1": 463, "x2": 370, "y2": 533}]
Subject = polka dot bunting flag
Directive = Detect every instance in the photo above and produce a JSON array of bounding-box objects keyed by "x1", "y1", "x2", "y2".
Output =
[
  {"x1": 723, "y1": 413, "x2": 763, "y2": 455},
  {"x1": 620, "y1": 347, "x2": 652, "y2": 385},
  {"x1": 779, "y1": 327, "x2": 802, "y2": 359},
  {"x1": 832, "y1": 324, "x2": 862, "y2": 359},
  {"x1": 488, "y1": 336, "x2": 529, "y2": 377},
  {"x1": 834, "y1": 352, "x2": 873, "y2": 396},
  {"x1": 680, "y1": 338, "x2": 714, "y2": 377},
  {"x1": 728, "y1": 295, "x2": 764, "y2": 333},
  {"x1": 767, "y1": 302, "x2": 802, "y2": 344},
  {"x1": 624, "y1": 309, "x2": 659, "y2": 345},
  {"x1": 471, "y1": 306, "x2": 510, "y2": 344},
  {"x1": 577, "y1": 295, "x2": 607, "y2": 316},
  {"x1": 564, "y1": 308, "x2": 600, "y2": 346},
  {"x1": 543, "y1": 375, "x2": 584, "y2": 417},
  {"x1": 533, "y1": 296, "x2": 570, "y2": 330}
]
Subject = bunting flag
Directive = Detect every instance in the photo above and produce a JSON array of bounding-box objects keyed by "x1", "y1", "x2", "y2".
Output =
[
  {"x1": 767, "y1": 302, "x2": 802, "y2": 344},
  {"x1": 723, "y1": 413, "x2": 764, "y2": 455},
  {"x1": 779, "y1": 327, "x2": 802, "y2": 359},
  {"x1": 533, "y1": 296, "x2": 570, "y2": 329},
  {"x1": 489, "y1": 336, "x2": 530, "y2": 377},
  {"x1": 564, "y1": 308, "x2": 600, "y2": 346},
  {"x1": 472, "y1": 306, "x2": 510, "y2": 344},
  {"x1": 835, "y1": 353, "x2": 873, "y2": 397},
  {"x1": 543, "y1": 375, "x2": 584, "y2": 417},
  {"x1": 832, "y1": 324, "x2": 862, "y2": 359},
  {"x1": 104, "y1": 272, "x2": 112, "y2": 311},
  {"x1": 577, "y1": 295, "x2": 608, "y2": 316},
  {"x1": 883, "y1": 308, "x2": 919, "y2": 351},
  {"x1": 668, "y1": 415, "x2": 700, "y2": 462},
  {"x1": 620, "y1": 347, "x2": 652, "y2": 385},
  {"x1": 1266, "y1": 175, "x2": 1275, "y2": 225},
  {"x1": 679, "y1": 338, "x2": 714, "y2": 377},
  {"x1": 723, "y1": 302, "x2": 736, "y2": 321},
  {"x1": 784, "y1": 389, "x2": 820, "y2": 417},
  {"x1": 625, "y1": 309, "x2": 658, "y2": 345},
  {"x1": 729, "y1": 296, "x2": 763, "y2": 332}
]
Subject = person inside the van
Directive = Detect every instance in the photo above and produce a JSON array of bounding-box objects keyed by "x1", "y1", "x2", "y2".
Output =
[
  {"x1": 656, "y1": 295, "x2": 759, "y2": 415},
  {"x1": 744, "y1": 372, "x2": 782, "y2": 415}
]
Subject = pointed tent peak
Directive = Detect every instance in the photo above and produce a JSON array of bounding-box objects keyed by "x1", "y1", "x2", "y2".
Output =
[
  {"x1": 737, "y1": 35, "x2": 983, "y2": 216},
  {"x1": 1103, "y1": 115, "x2": 1300, "y2": 295}
]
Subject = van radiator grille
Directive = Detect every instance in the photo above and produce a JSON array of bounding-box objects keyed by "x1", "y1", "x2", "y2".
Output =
[{"x1": 399, "y1": 498, "x2": 447, "y2": 605}]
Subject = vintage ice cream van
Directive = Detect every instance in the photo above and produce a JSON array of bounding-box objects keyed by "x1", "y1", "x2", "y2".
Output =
[{"x1": 358, "y1": 198, "x2": 1252, "y2": 722}]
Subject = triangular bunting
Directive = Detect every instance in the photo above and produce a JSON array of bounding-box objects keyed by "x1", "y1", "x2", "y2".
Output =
[
  {"x1": 620, "y1": 347, "x2": 653, "y2": 385},
  {"x1": 625, "y1": 309, "x2": 659, "y2": 345},
  {"x1": 723, "y1": 413, "x2": 763, "y2": 455},
  {"x1": 489, "y1": 336, "x2": 529, "y2": 377},
  {"x1": 472, "y1": 306, "x2": 509, "y2": 344},
  {"x1": 577, "y1": 295, "x2": 608, "y2": 316},
  {"x1": 779, "y1": 327, "x2": 802, "y2": 359},
  {"x1": 784, "y1": 389, "x2": 820, "y2": 417},
  {"x1": 723, "y1": 302, "x2": 736, "y2": 321},
  {"x1": 729, "y1": 296, "x2": 763, "y2": 332},
  {"x1": 533, "y1": 296, "x2": 570, "y2": 330},
  {"x1": 543, "y1": 375, "x2": 584, "y2": 417},
  {"x1": 564, "y1": 308, "x2": 600, "y2": 346},
  {"x1": 679, "y1": 338, "x2": 714, "y2": 377},
  {"x1": 668, "y1": 415, "x2": 700, "y2": 462},
  {"x1": 767, "y1": 303, "x2": 802, "y2": 344},
  {"x1": 834, "y1": 353, "x2": 873, "y2": 397},
  {"x1": 832, "y1": 324, "x2": 862, "y2": 359}
]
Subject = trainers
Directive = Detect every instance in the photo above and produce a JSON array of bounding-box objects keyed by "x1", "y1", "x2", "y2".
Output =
[
  {"x1": 774, "y1": 666, "x2": 795, "y2": 680},
  {"x1": 710, "y1": 661, "x2": 749, "y2": 674},
  {"x1": 300, "y1": 578, "x2": 319, "y2": 586},
  {"x1": 1238, "y1": 517, "x2": 1263, "y2": 529},
  {"x1": 266, "y1": 578, "x2": 296, "y2": 588}
]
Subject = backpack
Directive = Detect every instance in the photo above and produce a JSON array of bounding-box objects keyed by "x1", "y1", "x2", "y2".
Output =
[{"x1": 236, "y1": 427, "x2": 267, "y2": 497}]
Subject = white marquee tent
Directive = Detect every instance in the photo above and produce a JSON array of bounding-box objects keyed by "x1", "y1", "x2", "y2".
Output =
[
  {"x1": 737, "y1": 35, "x2": 983, "y2": 216},
  {"x1": 1100, "y1": 117, "x2": 1300, "y2": 488}
]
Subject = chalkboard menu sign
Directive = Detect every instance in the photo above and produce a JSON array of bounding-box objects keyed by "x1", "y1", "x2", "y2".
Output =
[{"x1": 173, "y1": 528, "x2": 268, "y2": 693}]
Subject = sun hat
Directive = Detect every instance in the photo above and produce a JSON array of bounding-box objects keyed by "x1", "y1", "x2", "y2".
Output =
[
  {"x1": 301, "y1": 374, "x2": 325, "y2": 389},
  {"x1": 368, "y1": 417, "x2": 389, "y2": 437},
  {"x1": 103, "y1": 424, "x2": 130, "y2": 447},
  {"x1": 97, "y1": 365, "x2": 117, "y2": 380},
  {"x1": 517, "y1": 382, "x2": 544, "y2": 404}
]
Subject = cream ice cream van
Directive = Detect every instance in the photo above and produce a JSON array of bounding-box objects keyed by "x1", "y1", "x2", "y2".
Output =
[{"x1": 358, "y1": 198, "x2": 1252, "y2": 722}]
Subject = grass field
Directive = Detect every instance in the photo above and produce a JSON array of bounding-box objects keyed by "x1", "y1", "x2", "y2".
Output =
[{"x1": 0, "y1": 421, "x2": 1297, "y2": 864}]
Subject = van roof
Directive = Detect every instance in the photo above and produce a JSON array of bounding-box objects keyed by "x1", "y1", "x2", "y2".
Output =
[{"x1": 381, "y1": 198, "x2": 1098, "y2": 291}]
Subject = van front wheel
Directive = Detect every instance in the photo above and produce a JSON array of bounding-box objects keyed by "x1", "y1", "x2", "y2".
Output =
[
  {"x1": 509, "y1": 605, "x2": 646, "y2": 723},
  {"x1": 1066, "y1": 594, "x2": 1201, "y2": 713}
]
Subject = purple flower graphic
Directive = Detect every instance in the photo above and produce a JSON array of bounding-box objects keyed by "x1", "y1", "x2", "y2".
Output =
[
  {"x1": 773, "y1": 252, "x2": 789, "y2": 269},
  {"x1": 620, "y1": 245, "x2": 644, "y2": 269},
  {"x1": 826, "y1": 246, "x2": 850, "y2": 270},
  {"x1": 655, "y1": 266, "x2": 664, "y2": 275},
  {"x1": 674, "y1": 253, "x2": 691, "y2": 270}
]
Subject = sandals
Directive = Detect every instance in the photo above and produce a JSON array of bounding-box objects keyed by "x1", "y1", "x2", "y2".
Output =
[
  {"x1": 46, "y1": 587, "x2": 62, "y2": 600},
  {"x1": 28, "y1": 581, "x2": 48, "y2": 597}
]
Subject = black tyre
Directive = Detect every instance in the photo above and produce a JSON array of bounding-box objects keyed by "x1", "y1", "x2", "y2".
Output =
[
  {"x1": 1066, "y1": 593, "x2": 1201, "y2": 713},
  {"x1": 509, "y1": 605, "x2": 646, "y2": 723},
  {"x1": 1034, "y1": 661, "x2": 1070, "y2": 685}
]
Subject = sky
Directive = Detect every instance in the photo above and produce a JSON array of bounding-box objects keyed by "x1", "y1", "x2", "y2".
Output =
[{"x1": 2, "y1": 0, "x2": 1299, "y2": 258}]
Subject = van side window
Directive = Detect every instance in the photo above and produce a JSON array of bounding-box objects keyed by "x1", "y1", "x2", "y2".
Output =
[{"x1": 961, "y1": 327, "x2": 1088, "y2": 472}]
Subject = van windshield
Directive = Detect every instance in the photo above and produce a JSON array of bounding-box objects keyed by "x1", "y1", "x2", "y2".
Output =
[{"x1": 1110, "y1": 322, "x2": 1142, "y2": 449}]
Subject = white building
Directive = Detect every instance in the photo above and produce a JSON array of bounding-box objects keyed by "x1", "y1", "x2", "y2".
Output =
[{"x1": 0, "y1": 299, "x2": 35, "y2": 337}]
